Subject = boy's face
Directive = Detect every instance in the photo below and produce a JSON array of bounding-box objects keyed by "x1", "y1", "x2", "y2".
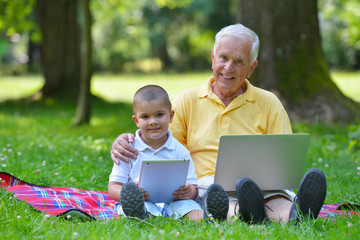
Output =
[{"x1": 132, "y1": 98, "x2": 174, "y2": 145}]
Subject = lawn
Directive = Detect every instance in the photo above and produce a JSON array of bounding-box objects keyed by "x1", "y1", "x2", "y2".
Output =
[{"x1": 0, "y1": 72, "x2": 359, "y2": 239}]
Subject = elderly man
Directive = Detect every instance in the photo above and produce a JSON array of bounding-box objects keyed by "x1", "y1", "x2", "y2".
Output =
[{"x1": 111, "y1": 24, "x2": 326, "y2": 224}]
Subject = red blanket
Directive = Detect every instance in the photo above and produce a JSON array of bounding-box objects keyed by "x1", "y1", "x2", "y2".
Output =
[
  {"x1": 0, "y1": 172, "x2": 118, "y2": 221},
  {"x1": 0, "y1": 172, "x2": 359, "y2": 221}
]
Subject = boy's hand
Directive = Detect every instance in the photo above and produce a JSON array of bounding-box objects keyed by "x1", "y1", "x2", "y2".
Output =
[
  {"x1": 173, "y1": 184, "x2": 198, "y2": 200},
  {"x1": 139, "y1": 187, "x2": 150, "y2": 200},
  {"x1": 135, "y1": 181, "x2": 149, "y2": 200}
]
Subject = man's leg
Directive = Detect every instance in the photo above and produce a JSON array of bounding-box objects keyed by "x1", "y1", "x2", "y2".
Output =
[
  {"x1": 236, "y1": 177, "x2": 270, "y2": 224},
  {"x1": 228, "y1": 196, "x2": 293, "y2": 223},
  {"x1": 265, "y1": 196, "x2": 293, "y2": 223},
  {"x1": 227, "y1": 200, "x2": 239, "y2": 223},
  {"x1": 236, "y1": 168, "x2": 326, "y2": 224},
  {"x1": 289, "y1": 168, "x2": 327, "y2": 223}
]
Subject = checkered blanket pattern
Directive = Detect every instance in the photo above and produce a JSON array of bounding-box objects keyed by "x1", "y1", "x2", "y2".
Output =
[
  {"x1": 1, "y1": 172, "x2": 359, "y2": 220},
  {"x1": 318, "y1": 202, "x2": 360, "y2": 218},
  {"x1": 0, "y1": 172, "x2": 118, "y2": 220}
]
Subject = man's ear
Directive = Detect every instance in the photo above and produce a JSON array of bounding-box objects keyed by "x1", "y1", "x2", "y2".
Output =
[
  {"x1": 132, "y1": 115, "x2": 140, "y2": 127},
  {"x1": 169, "y1": 110, "x2": 175, "y2": 123},
  {"x1": 247, "y1": 60, "x2": 258, "y2": 79},
  {"x1": 211, "y1": 49, "x2": 215, "y2": 68}
]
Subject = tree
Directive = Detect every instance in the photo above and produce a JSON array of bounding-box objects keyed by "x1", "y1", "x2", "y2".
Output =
[
  {"x1": 237, "y1": 0, "x2": 360, "y2": 122},
  {"x1": 35, "y1": 0, "x2": 80, "y2": 100},
  {"x1": 319, "y1": 0, "x2": 360, "y2": 70},
  {"x1": 74, "y1": 0, "x2": 92, "y2": 125}
]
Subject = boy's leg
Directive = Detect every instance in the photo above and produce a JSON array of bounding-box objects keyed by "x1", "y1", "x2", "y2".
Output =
[
  {"x1": 204, "y1": 183, "x2": 229, "y2": 222},
  {"x1": 164, "y1": 200, "x2": 202, "y2": 222},
  {"x1": 185, "y1": 209, "x2": 203, "y2": 223},
  {"x1": 120, "y1": 182, "x2": 148, "y2": 219}
]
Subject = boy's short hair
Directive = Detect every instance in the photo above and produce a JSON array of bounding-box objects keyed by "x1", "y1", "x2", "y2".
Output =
[{"x1": 133, "y1": 85, "x2": 172, "y2": 112}]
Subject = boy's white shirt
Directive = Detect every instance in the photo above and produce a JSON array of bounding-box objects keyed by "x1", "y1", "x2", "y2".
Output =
[{"x1": 109, "y1": 129, "x2": 198, "y2": 186}]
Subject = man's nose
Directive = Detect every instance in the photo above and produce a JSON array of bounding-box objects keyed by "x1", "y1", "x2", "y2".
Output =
[{"x1": 224, "y1": 60, "x2": 235, "y2": 72}]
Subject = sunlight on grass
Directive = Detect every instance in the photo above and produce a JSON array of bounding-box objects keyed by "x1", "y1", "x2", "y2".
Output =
[
  {"x1": 91, "y1": 72, "x2": 210, "y2": 102},
  {"x1": 0, "y1": 71, "x2": 358, "y2": 102},
  {"x1": 0, "y1": 75, "x2": 43, "y2": 101},
  {"x1": 331, "y1": 71, "x2": 360, "y2": 102}
]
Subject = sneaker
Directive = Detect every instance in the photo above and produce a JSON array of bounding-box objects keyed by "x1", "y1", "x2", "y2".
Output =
[
  {"x1": 204, "y1": 183, "x2": 229, "y2": 221},
  {"x1": 288, "y1": 168, "x2": 327, "y2": 223},
  {"x1": 120, "y1": 182, "x2": 148, "y2": 219},
  {"x1": 236, "y1": 177, "x2": 270, "y2": 224}
]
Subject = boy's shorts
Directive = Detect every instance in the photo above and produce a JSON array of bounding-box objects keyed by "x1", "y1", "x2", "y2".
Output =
[{"x1": 115, "y1": 199, "x2": 202, "y2": 219}]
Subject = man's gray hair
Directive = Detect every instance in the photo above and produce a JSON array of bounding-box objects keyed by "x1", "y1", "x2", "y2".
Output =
[{"x1": 213, "y1": 24, "x2": 260, "y2": 64}]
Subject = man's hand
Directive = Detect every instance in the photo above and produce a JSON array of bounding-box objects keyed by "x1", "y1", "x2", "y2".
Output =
[
  {"x1": 111, "y1": 133, "x2": 137, "y2": 164},
  {"x1": 173, "y1": 184, "x2": 198, "y2": 201}
]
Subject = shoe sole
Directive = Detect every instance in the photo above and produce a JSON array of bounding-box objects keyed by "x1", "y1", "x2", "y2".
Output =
[
  {"x1": 120, "y1": 182, "x2": 145, "y2": 219},
  {"x1": 236, "y1": 177, "x2": 269, "y2": 223},
  {"x1": 205, "y1": 184, "x2": 229, "y2": 221},
  {"x1": 297, "y1": 169, "x2": 327, "y2": 218}
]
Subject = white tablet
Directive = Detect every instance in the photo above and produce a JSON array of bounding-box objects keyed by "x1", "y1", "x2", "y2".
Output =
[{"x1": 138, "y1": 159, "x2": 190, "y2": 203}]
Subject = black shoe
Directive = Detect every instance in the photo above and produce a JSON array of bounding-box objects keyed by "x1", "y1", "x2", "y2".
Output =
[
  {"x1": 120, "y1": 182, "x2": 148, "y2": 219},
  {"x1": 288, "y1": 168, "x2": 327, "y2": 223},
  {"x1": 236, "y1": 177, "x2": 270, "y2": 224},
  {"x1": 204, "y1": 183, "x2": 229, "y2": 221}
]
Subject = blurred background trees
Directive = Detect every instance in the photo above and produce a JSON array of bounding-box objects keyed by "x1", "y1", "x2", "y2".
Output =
[
  {"x1": 2, "y1": 0, "x2": 358, "y2": 74},
  {"x1": 0, "y1": 0, "x2": 359, "y2": 123},
  {"x1": 238, "y1": 0, "x2": 359, "y2": 122}
]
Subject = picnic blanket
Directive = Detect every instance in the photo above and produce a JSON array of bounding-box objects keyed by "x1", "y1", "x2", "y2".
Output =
[
  {"x1": 0, "y1": 172, "x2": 359, "y2": 221},
  {"x1": 0, "y1": 172, "x2": 118, "y2": 221}
]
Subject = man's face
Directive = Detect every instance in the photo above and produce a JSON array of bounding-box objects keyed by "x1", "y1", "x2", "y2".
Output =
[{"x1": 211, "y1": 36, "x2": 257, "y2": 94}]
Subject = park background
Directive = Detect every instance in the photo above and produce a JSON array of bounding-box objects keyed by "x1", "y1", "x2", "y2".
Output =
[{"x1": 1, "y1": 0, "x2": 360, "y2": 239}]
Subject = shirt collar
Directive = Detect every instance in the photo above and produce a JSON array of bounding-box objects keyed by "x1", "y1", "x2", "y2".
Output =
[
  {"x1": 198, "y1": 76, "x2": 256, "y2": 103},
  {"x1": 134, "y1": 129, "x2": 176, "y2": 152}
]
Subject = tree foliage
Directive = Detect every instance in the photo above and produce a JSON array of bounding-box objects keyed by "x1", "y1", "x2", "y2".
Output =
[
  {"x1": 0, "y1": 0, "x2": 38, "y2": 39},
  {"x1": 238, "y1": 0, "x2": 359, "y2": 122},
  {"x1": 91, "y1": 0, "x2": 236, "y2": 72},
  {"x1": 319, "y1": 0, "x2": 360, "y2": 70},
  {"x1": 2, "y1": 0, "x2": 358, "y2": 73}
]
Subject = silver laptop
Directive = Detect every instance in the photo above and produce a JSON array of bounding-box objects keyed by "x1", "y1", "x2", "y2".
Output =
[{"x1": 214, "y1": 133, "x2": 310, "y2": 191}]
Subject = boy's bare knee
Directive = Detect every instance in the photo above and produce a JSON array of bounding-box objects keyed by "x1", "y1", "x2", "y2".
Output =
[{"x1": 186, "y1": 210, "x2": 203, "y2": 223}]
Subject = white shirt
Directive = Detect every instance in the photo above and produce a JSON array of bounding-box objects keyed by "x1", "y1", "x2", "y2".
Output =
[{"x1": 109, "y1": 129, "x2": 198, "y2": 185}]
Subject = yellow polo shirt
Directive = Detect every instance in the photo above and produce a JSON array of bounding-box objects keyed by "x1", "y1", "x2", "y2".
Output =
[{"x1": 170, "y1": 77, "x2": 292, "y2": 179}]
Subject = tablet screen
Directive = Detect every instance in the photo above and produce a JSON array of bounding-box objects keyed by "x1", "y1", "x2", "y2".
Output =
[{"x1": 138, "y1": 159, "x2": 189, "y2": 203}]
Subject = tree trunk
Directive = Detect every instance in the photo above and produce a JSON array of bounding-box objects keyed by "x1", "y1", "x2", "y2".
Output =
[
  {"x1": 157, "y1": 40, "x2": 172, "y2": 70},
  {"x1": 27, "y1": 31, "x2": 41, "y2": 72},
  {"x1": 74, "y1": 0, "x2": 92, "y2": 125},
  {"x1": 36, "y1": 0, "x2": 80, "y2": 100},
  {"x1": 237, "y1": 0, "x2": 360, "y2": 123}
]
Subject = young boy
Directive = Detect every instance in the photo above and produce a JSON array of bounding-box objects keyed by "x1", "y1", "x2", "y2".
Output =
[{"x1": 108, "y1": 85, "x2": 203, "y2": 223}]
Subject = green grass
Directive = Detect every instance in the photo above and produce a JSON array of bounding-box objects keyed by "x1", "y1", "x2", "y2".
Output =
[
  {"x1": 331, "y1": 71, "x2": 360, "y2": 102},
  {"x1": 0, "y1": 71, "x2": 358, "y2": 103},
  {"x1": 0, "y1": 72, "x2": 360, "y2": 239}
]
